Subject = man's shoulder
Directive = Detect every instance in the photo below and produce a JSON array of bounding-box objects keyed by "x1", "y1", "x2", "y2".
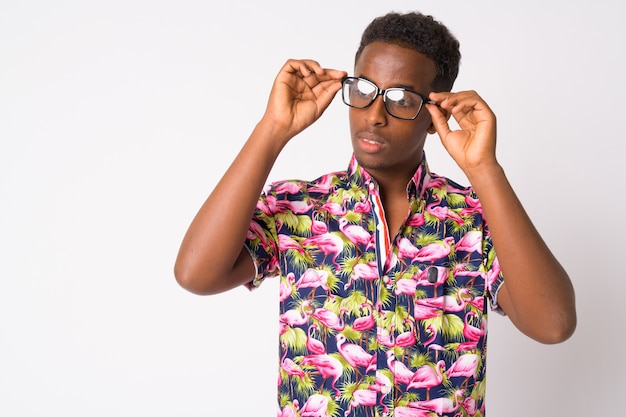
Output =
[
  {"x1": 426, "y1": 170, "x2": 474, "y2": 196},
  {"x1": 268, "y1": 169, "x2": 350, "y2": 197}
]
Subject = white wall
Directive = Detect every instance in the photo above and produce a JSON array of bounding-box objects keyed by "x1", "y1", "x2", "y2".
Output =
[{"x1": 1, "y1": 1, "x2": 623, "y2": 415}]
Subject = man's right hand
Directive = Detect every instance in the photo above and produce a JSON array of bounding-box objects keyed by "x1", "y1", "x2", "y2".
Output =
[{"x1": 260, "y1": 59, "x2": 347, "y2": 146}]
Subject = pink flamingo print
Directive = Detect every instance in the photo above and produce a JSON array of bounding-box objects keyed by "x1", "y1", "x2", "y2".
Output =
[
  {"x1": 385, "y1": 351, "x2": 414, "y2": 384},
  {"x1": 412, "y1": 301, "x2": 442, "y2": 321},
  {"x1": 338, "y1": 218, "x2": 373, "y2": 247},
  {"x1": 306, "y1": 324, "x2": 326, "y2": 355},
  {"x1": 310, "y1": 218, "x2": 328, "y2": 235},
  {"x1": 247, "y1": 220, "x2": 270, "y2": 246},
  {"x1": 302, "y1": 233, "x2": 344, "y2": 270},
  {"x1": 345, "y1": 388, "x2": 389, "y2": 416},
  {"x1": 296, "y1": 268, "x2": 330, "y2": 292},
  {"x1": 446, "y1": 353, "x2": 479, "y2": 381},
  {"x1": 279, "y1": 300, "x2": 312, "y2": 326},
  {"x1": 345, "y1": 261, "x2": 379, "y2": 292},
  {"x1": 486, "y1": 256, "x2": 501, "y2": 289},
  {"x1": 274, "y1": 181, "x2": 302, "y2": 195},
  {"x1": 278, "y1": 400, "x2": 300, "y2": 417},
  {"x1": 353, "y1": 196, "x2": 371, "y2": 214},
  {"x1": 459, "y1": 195, "x2": 483, "y2": 217},
  {"x1": 463, "y1": 311, "x2": 486, "y2": 342},
  {"x1": 301, "y1": 354, "x2": 343, "y2": 398},
  {"x1": 426, "y1": 201, "x2": 464, "y2": 226},
  {"x1": 425, "y1": 174, "x2": 446, "y2": 189},
  {"x1": 352, "y1": 302, "x2": 375, "y2": 332},
  {"x1": 275, "y1": 199, "x2": 314, "y2": 214},
  {"x1": 455, "y1": 230, "x2": 482, "y2": 254},
  {"x1": 279, "y1": 322, "x2": 287, "y2": 336},
  {"x1": 377, "y1": 327, "x2": 395, "y2": 348},
  {"x1": 335, "y1": 333, "x2": 375, "y2": 371},
  {"x1": 455, "y1": 341, "x2": 479, "y2": 352},
  {"x1": 408, "y1": 389, "x2": 465, "y2": 414},
  {"x1": 423, "y1": 325, "x2": 442, "y2": 347},
  {"x1": 414, "y1": 287, "x2": 472, "y2": 313},
  {"x1": 257, "y1": 193, "x2": 275, "y2": 216},
  {"x1": 278, "y1": 234, "x2": 305, "y2": 255},
  {"x1": 281, "y1": 348, "x2": 306, "y2": 381},
  {"x1": 461, "y1": 396, "x2": 478, "y2": 416},
  {"x1": 407, "y1": 212, "x2": 425, "y2": 227},
  {"x1": 407, "y1": 360, "x2": 446, "y2": 399},
  {"x1": 309, "y1": 174, "x2": 335, "y2": 194},
  {"x1": 397, "y1": 237, "x2": 419, "y2": 261},
  {"x1": 299, "y1": 393, "x2": 331, "y2": 417},
  {"x1": 371, "y1": 371, "x2": 392, "y2": 395},
  {"x1": 279, "y1": 273, "x2": 295, "y2": 302},
  {"x1": 394, "y1": 406, "x2": 431, "y2": 417},
  {"x1": 395, "y1": 276, "x2": 419, "y2": 296},
  {"x1": 453, "y1": 263, "x2": 484, "y2": 279},
  {"x1": 310, "y1": 307, "x2": 347, "y2": 331},
  {"x1": 468, "y1": 295, "x2": 484, "y2": 311},
  {"x1": 395, "y1": 319, "x2": 417, "y2": 348},
  {"x1": 413, "y1": 237, "x2": 455, "y2": 263},
  {"x1": 319, "y1": 201, "x2": 347, "y2": 216},
  {"x1": 343, "y1": 372, "x2": 392, "y2": 416}
]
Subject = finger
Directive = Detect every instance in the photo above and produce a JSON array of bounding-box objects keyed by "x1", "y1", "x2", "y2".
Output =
[
  {"x1": 431, "y1": 92, "x2": 487, "y2": 129},
  {"x1": 315, "y1": 78, "x2": 343, "y2": 100},
  {"x1": 302, "y1": 69, "x2": 347, "y2": 93},
  {"x1": 428, "y1": 91, "x2": 451, "y2": 103},
  {"x1": 430, "y1": 91, "x2": 479, "y2": 109},
  {"x1": 425, "y1": 102, "x2": 452, "y2": 139},
  {"x1": 326, "y1": 68, "x2": 348, "y2": 81},
  {"x1": 282, "y1": 59, "x2": 322, "y2": 78}
]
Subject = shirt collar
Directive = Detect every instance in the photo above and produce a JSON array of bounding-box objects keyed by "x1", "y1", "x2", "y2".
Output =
[{"x1": 347, "y1": 153, "x2": 432, "y2": 201}]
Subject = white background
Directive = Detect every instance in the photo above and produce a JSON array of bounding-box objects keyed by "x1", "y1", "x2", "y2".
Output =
[{"x1": 1, "y1": 1, "x2": 624, "y2": 416}]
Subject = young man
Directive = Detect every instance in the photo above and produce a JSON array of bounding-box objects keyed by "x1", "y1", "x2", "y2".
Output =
[{"x1": 175, "y1": 12, "x2": 576, "y2": 417}]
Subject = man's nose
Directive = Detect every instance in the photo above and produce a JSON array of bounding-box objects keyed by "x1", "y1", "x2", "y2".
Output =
[{"x1": 365, "y1": 95, "x2": 388, "y2": 126}]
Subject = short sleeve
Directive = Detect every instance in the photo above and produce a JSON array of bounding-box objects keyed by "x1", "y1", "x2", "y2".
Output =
[
  {"x1": 243, "y1": 186, "x2": 281, "y2": 290},
  {"x1": 483, "y1": 223, "x2": 505, "y2": 315}
]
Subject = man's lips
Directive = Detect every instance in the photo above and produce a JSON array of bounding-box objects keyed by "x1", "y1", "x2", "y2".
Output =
[
  {"x1": 355, "y1": 132, "x2": 386, "y2": 153},
  {"x1": 356, "y1": 131, "x2": 385, "y2": 145}
]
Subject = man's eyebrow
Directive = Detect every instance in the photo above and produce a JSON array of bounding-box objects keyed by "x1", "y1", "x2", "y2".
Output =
[
  {"x1": 356, "y1": 74, "x2": 419, "y2": 91},
  {"x1": 395, "y1": 83, "x2": 418, "y2": 90}
]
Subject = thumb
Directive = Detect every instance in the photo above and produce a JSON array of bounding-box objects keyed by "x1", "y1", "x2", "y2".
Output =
[
  {"x1": 425, "y1": 103, "x2": 451, "y2": 139},
  {"x1": 313, "y1": 79, "x2": 344, "y2": 116}
]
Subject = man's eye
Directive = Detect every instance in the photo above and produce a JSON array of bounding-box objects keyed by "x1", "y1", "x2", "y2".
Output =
[
  {"x1": 356, "y1": 83, "x2": 376, "y2": 96},
  {"x1": 388, "y1": 90, "x2": 418, "y2": 108},
  {"x1": 388, "y1": 93, "x2": 410, "y2": 106}
]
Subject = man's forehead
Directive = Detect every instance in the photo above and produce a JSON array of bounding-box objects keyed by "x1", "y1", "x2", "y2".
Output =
[{"x1": 354, "y1": 42, "x2": 437, "y2": 89}]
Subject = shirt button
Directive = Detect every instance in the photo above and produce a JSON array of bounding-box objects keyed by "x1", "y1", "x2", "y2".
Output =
[
  {"x1": 427, "y1": 267, "x2": 438, "y2": 283},
  {"x1": 382, "y1": 275, "x2": 391, "y2": 287},
  {"x1": 369, "y1": 182, "x2": 375, "y2": 191}
]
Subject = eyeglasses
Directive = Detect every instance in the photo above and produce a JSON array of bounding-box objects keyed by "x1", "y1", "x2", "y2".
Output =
[{"x1": 341, "y1": 77, "x2": 436, "y2": 120}]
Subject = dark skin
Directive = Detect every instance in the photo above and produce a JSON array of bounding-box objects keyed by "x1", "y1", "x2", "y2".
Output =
[
  {"x1": 348, "y1": 42, "x2": 437, "y2": 235},
  {"x1": 175, "y1": 41, "x2": 576, "y2": 344}
]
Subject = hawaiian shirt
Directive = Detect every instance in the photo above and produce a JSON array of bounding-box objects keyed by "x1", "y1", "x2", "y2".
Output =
[{"x1": 245, "y1": 153, "x2": 504, "y2": 417}]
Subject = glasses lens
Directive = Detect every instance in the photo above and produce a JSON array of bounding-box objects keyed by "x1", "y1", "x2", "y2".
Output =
[
  {"x1": 343, "y1": 78, "x2": 376, "y2": 108},
  {"x1": 384, "y1": 89, "x2": 424, "y2": 120}
]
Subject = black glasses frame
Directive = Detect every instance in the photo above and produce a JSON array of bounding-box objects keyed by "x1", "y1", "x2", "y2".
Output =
[{"x1": 341, "y1": 76, "x2": 437, "y2": 120}]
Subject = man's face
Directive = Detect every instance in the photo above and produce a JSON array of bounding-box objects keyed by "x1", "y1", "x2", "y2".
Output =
[{"x1": 349, "y1": 41, "x2": 437, "y2": 181}]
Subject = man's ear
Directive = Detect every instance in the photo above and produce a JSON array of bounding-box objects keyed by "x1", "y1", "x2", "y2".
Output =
[{"x1": 427, "y1": 107, "x2": 451, "y2": 134}]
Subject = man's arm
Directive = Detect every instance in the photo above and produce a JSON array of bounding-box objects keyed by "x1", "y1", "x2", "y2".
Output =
[
  {"x1": 174, "y1": 60, "x2": 346, "y2": 295},
  {"x1": 426, "y1": 91, "x2": 576, "y2": 344}
]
